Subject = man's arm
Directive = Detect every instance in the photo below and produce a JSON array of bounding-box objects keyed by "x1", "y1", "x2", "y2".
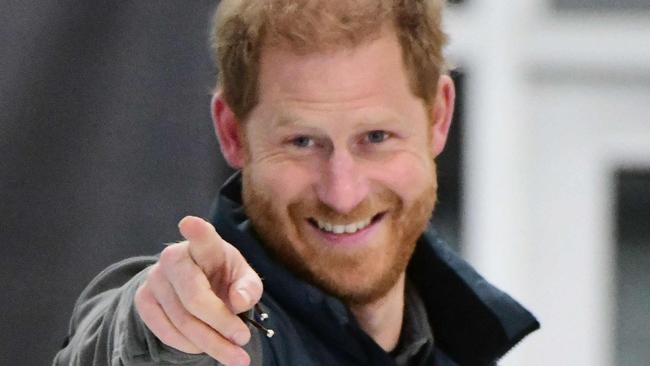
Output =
[
  {"x1": 53, "y1": 216, "x2": 264, "y2": 366},
  {"x1": 53, "y1": 256, "x2": 214, "y2": 365}
]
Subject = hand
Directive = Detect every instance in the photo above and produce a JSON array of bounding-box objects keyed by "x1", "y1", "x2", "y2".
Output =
[{"x1": 135, "y1": 216, "x2": 263, "y2": 366}]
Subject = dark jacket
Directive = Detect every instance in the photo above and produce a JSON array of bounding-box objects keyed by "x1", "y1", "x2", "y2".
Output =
[{"x1": 54, "y1": 174, "x2": 539, "y2": 366}]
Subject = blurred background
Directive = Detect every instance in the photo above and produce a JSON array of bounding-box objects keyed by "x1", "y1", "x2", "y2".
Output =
[{"x1": 1, "y1": 1, "x2": 648, "y2": 365}]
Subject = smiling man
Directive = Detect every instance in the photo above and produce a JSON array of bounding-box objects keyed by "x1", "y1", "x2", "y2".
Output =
[{"x1": 54, "y1": 1, "x2": 538, "y2": 365}]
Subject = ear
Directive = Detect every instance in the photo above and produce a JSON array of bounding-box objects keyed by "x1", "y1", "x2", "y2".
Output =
[
  {"x1": 211, "y1": 93, "x2": 246, "y2": 168},
  {"x1": 430, "y1": 74, "x2": 456, "y2": 157}
]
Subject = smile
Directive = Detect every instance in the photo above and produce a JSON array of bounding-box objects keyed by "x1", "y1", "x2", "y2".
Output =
[{"x1": 308, "y1": 213, "x2": 385, "y2": 234}]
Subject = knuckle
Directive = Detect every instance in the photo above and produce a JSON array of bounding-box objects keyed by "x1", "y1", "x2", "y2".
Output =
[
  {"x1": 146, "y1": 263, "x2": 162, "y2": 282},
  {"x1": 159, "y1": 243, "x2": 187, "y2": 267},
  {"x1": 134, "y1": 284, "x2": 152, "y2": 309},
  {"x1": 143, "y1": 265, "x2": 168, "y2": 297},
  {"x1": 174, "y1": 312, "x2": 196, "y2": 332},
  {"x1": 183, "y1": 297, "x2": 203, "y2": 314}
]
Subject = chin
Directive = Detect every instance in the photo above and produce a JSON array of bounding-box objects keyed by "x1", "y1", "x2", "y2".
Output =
[{"x1": 297, "y1": 239, "x2": 414, "y2": 306}]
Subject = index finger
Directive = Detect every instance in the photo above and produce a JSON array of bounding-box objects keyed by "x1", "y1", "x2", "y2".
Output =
[
  {"x1": 177, "y1": 215, "x2": 263, "y2": 313},
  {"x1": 178, "y1": 216, "x2": 228, "y2": 276}
]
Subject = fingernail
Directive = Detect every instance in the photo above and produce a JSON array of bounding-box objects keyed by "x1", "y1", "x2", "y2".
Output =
[
  {"x1": 237, "y1": 288, "x2": 252, "y2": 306},
  {"x1": 232, "y1": 330, "x2": 250, "y2": 346}
]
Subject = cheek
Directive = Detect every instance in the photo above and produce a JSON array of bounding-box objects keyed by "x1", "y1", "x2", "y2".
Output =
[
  {"x1": 368, "y1": 151, "x2": 435, "y2": 202},
  {"x1": 248, "y1": 160, "x2": 319, "y2": 208}
]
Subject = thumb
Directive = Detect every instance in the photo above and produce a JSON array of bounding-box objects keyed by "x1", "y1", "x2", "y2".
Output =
[{"x1": 228, "y1": 264, "x2": 264, "y2": 314}]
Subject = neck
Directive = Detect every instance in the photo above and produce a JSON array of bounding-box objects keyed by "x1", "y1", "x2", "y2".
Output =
[{"x1": 349, "y1": 273, "x2": 406, "y2": 352}]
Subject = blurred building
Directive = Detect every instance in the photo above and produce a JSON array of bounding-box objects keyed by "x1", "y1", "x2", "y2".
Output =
[{"x1": 444, "y1": 1, "x2": 650, "y2": 365}]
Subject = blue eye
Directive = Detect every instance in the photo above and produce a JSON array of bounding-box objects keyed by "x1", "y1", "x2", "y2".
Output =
[
  {"x1": 366, "y1": 130, "x2": 389, "y2": 144},
  {"x1": 291, "y1": 136, "x2": 313, "y2": 148}
]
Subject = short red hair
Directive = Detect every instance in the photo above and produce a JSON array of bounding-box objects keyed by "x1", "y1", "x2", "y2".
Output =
[{"x1": 211, "y1": 0, "x2": 448, "y2": 120}]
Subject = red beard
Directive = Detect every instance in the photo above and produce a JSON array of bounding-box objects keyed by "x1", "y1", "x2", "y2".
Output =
[{"x1": 242, "y1": 167, "x2": 437, "y2": 306}]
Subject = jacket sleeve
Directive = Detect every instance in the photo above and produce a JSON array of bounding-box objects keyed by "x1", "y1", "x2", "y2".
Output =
[{"x1": 52, "y1": 256, "x2": 244, "y2": 366}]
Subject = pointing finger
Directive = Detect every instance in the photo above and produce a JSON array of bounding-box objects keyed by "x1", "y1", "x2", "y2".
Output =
[
  {"x1": 178, "y1": 216, "x2": 227, "y2": 277},
  {"x1": 177, "y1": 215, "x2": 262, "y2": 313}
]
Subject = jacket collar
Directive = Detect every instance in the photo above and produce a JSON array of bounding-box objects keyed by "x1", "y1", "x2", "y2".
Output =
[{"x1": 211, "y1": 172, "x2": 539, "y2": 364}]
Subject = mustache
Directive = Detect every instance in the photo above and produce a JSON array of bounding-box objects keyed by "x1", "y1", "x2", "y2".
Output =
[{"x1": 288, "y1": 189, "x2": 402, "y2": 223}]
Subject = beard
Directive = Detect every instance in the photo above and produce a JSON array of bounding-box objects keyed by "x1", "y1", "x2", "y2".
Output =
[{"x1": 242, "y1": 167, "x2": 437, "y2": 306}]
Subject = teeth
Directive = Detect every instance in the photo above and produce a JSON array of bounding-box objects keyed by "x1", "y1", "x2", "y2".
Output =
[
  {"x1": 357, "y1": 219, "x2": 370, "y2": 230},
  {"x1": 314, "y1": 218, "x2": 373, "y2": 234}
]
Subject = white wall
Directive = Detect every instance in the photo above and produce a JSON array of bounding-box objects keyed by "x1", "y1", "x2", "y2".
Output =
[{"x1": 444, "y1": 2, "x2": 650, "y2": 365}]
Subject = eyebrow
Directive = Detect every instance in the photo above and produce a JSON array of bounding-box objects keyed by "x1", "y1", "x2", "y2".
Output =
[
  {"x1": 272, "y1": 112, "x2": 312, "y2": 129},
  {"x1": 273, "y1": 113, "x2": 402, "y2": 129}
]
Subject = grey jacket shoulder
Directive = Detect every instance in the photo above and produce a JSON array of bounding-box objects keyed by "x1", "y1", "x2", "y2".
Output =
[{"x1": 53, "y1": 256, "x2": 262, "y2": 366}]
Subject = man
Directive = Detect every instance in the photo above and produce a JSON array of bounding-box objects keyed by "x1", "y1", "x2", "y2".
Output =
[{"x1": 54, "y1": 0, "x2": 539, "y2": 365}]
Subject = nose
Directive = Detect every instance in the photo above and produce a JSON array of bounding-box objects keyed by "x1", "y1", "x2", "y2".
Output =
[{"x1": 315, "y1": 147, "x2": 369, "y2": 214}]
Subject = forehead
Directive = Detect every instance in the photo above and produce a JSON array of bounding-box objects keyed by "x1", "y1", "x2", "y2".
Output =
[{"x1": 256, "y1": 30, "x2": 415, "y2": 108}]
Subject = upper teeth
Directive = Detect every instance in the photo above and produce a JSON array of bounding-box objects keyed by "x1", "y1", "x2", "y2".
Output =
[{"x1": 315, "y1": 218, "x2": 372, "y2": 234}]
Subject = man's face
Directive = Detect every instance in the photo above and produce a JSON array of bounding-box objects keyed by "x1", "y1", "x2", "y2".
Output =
[{"x1": 240, "y1": 31, "x2": 440, "y2": 305}]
